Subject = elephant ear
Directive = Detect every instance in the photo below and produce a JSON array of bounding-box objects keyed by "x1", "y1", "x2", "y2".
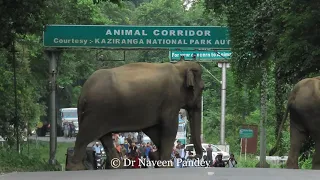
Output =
[{"x1": 186, "y1": 69, "x2": 195, "y2": 88}]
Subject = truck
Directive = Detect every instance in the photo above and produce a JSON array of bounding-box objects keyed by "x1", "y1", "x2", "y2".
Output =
[{"x1": 58, "y1": 108, "x2": 79, "y2": 136}]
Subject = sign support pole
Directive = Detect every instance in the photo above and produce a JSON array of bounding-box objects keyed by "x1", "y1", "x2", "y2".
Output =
[
  {"x1": 45, "y1": 49, "x2": 61, "y2": 165},
  {"x1": 245, "y1": 138, "x2": 247, "y2": 161},
  {"x1": 218, "y1": 62, "x2": 230, "y2": 145},
  {"x1": 240, "y1": 138, "x2": 242, "y2": 160},
  {"x1": 201, "y1": 95, "x2": 204, "y2": 143}
]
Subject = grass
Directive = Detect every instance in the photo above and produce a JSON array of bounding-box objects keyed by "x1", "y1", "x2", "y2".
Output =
[
  {"x1": 235, "y1": 154, "x2": 313, "y2": 169},
  {"x1": 235, "y1": 154, "x2": 285, "y2": 168},
  {"x1": 21, "y1": 140, "x2": 75, "y2": 164},
  {"x1": 0, "y1": 140, "x2": 74, "y2": 173}
]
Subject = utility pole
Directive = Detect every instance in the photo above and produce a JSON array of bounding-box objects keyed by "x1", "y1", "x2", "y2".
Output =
[
  {"x1": 192, "y1": 54, "x2": 204, "y2": 143},
  {"x1": 259, "y1": 65, "x2": 268, "y2": 167},
  {"x1": 45, "y1": 49, "x2": 61, "y2": 165},
  {"x1": 218, "y1": 62, "x2": 230, "y2": 145},
  {"x1": 201, "y1": 95, "x2": 204, "y2": 142}
]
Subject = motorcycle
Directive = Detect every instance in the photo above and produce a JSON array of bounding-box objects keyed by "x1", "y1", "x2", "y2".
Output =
[
  {"x1": 95, "y1": 153, "x2": 103, "y2": 169},
  {"x1": 95, "y1": 147, "x2": 107, "y2": 169}
]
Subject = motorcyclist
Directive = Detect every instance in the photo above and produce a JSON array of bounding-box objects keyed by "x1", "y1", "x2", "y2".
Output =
[
  {"x1": 213, "y1": 154, "x2": 225, "y2": 167},
  {"x1": 92, "y1": 142, "x2": 103, "y2": 169},
  {"x1": 92, "y1": 142, "x2": 102, "y2": 154}
]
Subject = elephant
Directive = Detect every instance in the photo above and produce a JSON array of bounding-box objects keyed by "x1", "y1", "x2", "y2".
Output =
[
  {"x1": 66, "y1": 59, "x2": 204, "y2": 171},
  {"x1": 270, "y1": 76, "x2": 320, "y2": 169}
]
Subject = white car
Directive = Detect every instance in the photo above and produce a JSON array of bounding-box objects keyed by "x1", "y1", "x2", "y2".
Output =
[{"x1": 185, "y1": 143, "x2": 230, "y2": 162}]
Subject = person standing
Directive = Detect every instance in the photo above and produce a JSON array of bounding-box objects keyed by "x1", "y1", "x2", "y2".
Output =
[
  {"x1": 228, "y1": 154, "x2": 237, "y2": 168},
  {"x1": 127, "y1": 134, "x2": 133, "y2": 145},
  {"x1": 123, "y1": 140, "x2": 129, "y2": 156},
  {"x1": 173, "y1": 151, "x2": 181, "y2": 168},
  {"x1": 119, "y1": 134, "x2": 125, "y2": 145},
  {"x1": 129, "y1": 142, "x2": 138, "y2": 158},
  {"x1": 68, "y1": 123, "x2": 73, "y2": 138},
  {"x1": 137, "y1": 132, "x2": 143, "y2": 144},
  {"x1": 120, "y1": 144, "x2": 127, "y2": 159},
  {"x1": 145, "y1": 143, "x2": 152, "y2": 162},
  {"x1": 206, "y1": 144, "x2": 213, "y2": 167},
  {"x1": 139, "y1": 142, "x2": 146, "y2": 159},
  {"x1": 178, "y1": 144, "x2": 186, "y2": 168},
  {"x1": 63, "y1": 123, "x2": 69, "y2": 138}
]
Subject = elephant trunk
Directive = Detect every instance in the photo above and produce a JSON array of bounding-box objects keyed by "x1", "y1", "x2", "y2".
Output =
[{"x1": 189, "y1": 108, "x2": 203, "y2": 159}]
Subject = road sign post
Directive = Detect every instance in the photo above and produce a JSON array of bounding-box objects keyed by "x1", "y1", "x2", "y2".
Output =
[
  {"x1": 218, "y1": 62, "x2": 230, "y2": 145},
  {"x1": 240, "y1": 129, "x2": 253, "y2": 161},
  {"x1": 45, "y1": 49, "x2": 61, "y2": 165},
  {"x1": 239, "y1": 129, "x2": 254, "y2": 138}
]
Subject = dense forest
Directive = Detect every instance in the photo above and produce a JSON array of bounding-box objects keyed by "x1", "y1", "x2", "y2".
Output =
[{"x1": 0, "y1": 0, "x2": 319, "y2": 164}]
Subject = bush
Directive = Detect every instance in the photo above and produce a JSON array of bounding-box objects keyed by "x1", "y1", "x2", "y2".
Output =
[
  {"x1": 0, "y1": 140, "x2": 74, "y2": 173},
  {"x1": 236, "y1": 154, "x2": 259, "y2": 168},
  {"x1": 0, "y1": 149, "x2": 61, "y2": 173}
]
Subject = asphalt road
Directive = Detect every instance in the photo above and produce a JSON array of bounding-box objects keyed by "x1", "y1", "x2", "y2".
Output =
[{"x1": 1, "y1": 168, "x2": 320, "y2": 180}]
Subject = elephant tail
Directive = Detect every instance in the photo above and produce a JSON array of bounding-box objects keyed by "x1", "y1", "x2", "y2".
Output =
[
  {"x1": 77, "y1": 96, "x2": 87, "y2": 127},
  {"x1": 269, "y1": 103, "x2": 290, "y2": 156}
]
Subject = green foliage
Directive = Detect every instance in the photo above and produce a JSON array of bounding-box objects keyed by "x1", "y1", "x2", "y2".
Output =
[
  {"x1": 0, "y1": 150, "x2": 60, "y2": 173},
  {"x1": 203, "y1": 0, "x2": 320, "y2": 157},
  {"x1": 0, "y1": 0, "x2": 46, "y2": 48},
  {"x1": 299, "y1": 157, "x2": 312, "y2": 169},
  {"x1": 237, "y1": 155, "x2": 260, "y2": 168},
  {"x1": 0, "y1": 140, "x2": 73, "y2": 173}
]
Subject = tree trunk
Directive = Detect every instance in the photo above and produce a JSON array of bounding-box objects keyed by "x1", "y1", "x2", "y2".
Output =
[
  {"x1": 257, "y1": 65, "x2": 270, "y2": 168},
  {"x1": 274, "y1": 66, "x2": 286, "y2": 155}
]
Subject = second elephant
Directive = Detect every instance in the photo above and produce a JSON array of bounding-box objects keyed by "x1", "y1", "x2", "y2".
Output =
[{"x1": 270, "y1": 76, "x2": 320, "y2": 169}]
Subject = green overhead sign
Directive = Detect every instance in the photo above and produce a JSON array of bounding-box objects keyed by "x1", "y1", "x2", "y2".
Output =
[
  {"x1": 43, "y1": 25, "x2": 230, "y2": 49},
  {"x1": 239, "y1": 129, "x2": 253, "y2": 138},
  {"x1": 170, "y1": 50, "x2": 231, "y2": 61}
]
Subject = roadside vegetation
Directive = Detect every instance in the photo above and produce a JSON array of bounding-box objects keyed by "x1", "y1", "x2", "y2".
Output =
[{"x1": 0, "y1": 140, "x2": 74, "y2": 173}]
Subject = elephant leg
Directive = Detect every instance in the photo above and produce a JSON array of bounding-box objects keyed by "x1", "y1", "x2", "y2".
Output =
[
  {"x1": 286, "y1": 122, "x2": 307, "y2": 169},
  {"x1": 67, "y1": 126, "x2": 96, "y2": 171},
  {"x1": 143, "y1": 125, "x2": 161, "y2": 160},
  {"x1": 100, "y1": 133, "x2": 120, "y2": 169},
  {"x1": 159, "y1": 116, "x2": 178, "y2": 161}
]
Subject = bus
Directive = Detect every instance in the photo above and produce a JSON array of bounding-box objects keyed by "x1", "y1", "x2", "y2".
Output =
[
  {"x1": 58, "y1": 108, "x2": 79, "y2": 136},
  {"x1": 176, "y1": 113, "x2": 187, "y2": 144}
]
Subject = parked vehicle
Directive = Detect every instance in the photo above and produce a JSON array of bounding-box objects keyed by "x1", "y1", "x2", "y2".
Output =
[
  {"x1": 185, "y1": 143, "x2": 230, "y2": 162},
  {"x1": 95, "y1": 153, "x2": 103, "y2": 169},
  {"x1": 58, "y1": 108, "x2": 79, "y2": 137}
]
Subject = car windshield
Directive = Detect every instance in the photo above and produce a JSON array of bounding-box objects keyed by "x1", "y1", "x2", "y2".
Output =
[
  {"x1": 62, "y1": 111, "x2": 77, "y2": 118},
  {"x1": 203, "y1": 144, "x2": 220, "y2": 152},
  {"x1": 185, "y1": 145, "x2": 206, "y2": 152},
  {"x1": 185, "y1": 145, "x2": 194, "y2": 151}
]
